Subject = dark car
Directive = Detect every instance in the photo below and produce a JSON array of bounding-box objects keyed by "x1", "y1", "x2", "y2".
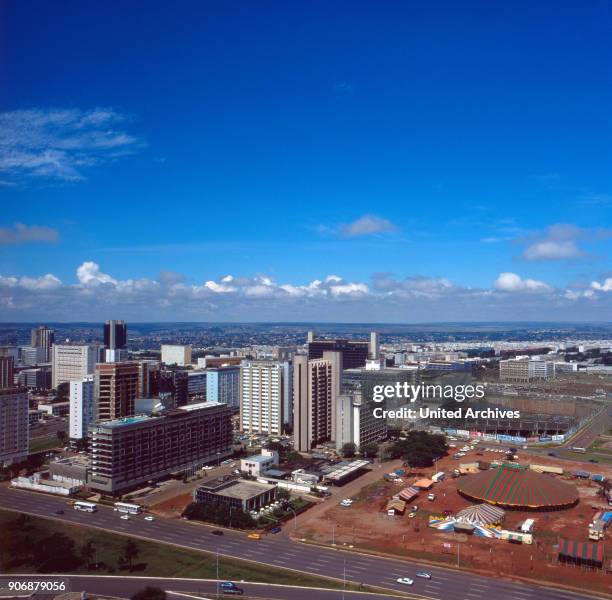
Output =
[
  {"x1": 589, "y1": 459, "x2": 599, "y2": 463},
  {"x1": 270, "y1": 526, "x2": 281, "y2": 534},
  {"x1": 220, "y1": 582, "x2": 244, "y2": 595},
  {"x1": 211, "y1": 529, "x2": 224, "y2": 536},
  {"x1": 548, "y1": 452, "x2": 556, "y2": 457},
  {"x1": 55, "y1": 509, "x2": 64, "y2": 515}
]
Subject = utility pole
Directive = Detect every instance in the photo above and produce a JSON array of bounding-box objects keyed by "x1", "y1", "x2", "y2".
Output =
[
  {"x1": 332, "y1": 523, "x2": 335, "y2": 546},
  {"x1": 216, "y1": 548, "x2": 219, "y2": 598}
]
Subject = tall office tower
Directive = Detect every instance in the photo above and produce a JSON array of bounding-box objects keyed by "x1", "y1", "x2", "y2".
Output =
[
  {"x1": 282, "y1": 361, "x2": 293, "y2": 427},
  {"x1": 94, "y1": 362, "x2": 139, "y2": 422},
  {"x1": 159, "y1": 369, "x2": 189, "y2": 406},
  {"x1": 31, "y1": 326, "x2": 55, "y2": 362},
  {"x1": 293, "y1": 351, "x2": 342, "y2": 453},
  {"x1": 0, "y1": 346, "x2": 19, "y2": 361},
  {"x1": 0, "y1": 388, "x2": 28, "y2": 466},
  {"x1": 137, "y1": 360, "x2": 159, "y2": 398},
  {"x1": 307, "y1": 331, "x2": 316, "y2": 343},
  {"x1": 240, "y1": 360, "x2": 286, "y2": 435},
  {"x1": 187, "y1": 370, "x2": 207, "y2": 400},
  {"x1": 206, "y1": 365, "x2": 240, "y2": 408},
  {"x1": 20, "y1": 346, "x2": 48, "y2": 366},
  {"x1": 161, "y1": 344, "x2": 192, "y2": 366},
  {"x1": 69, "y1": 375, "x2": 95, "y2": 440},
  {"x1": 52, "y1": 344, "x2": 101, "y2": 389},
  {"x1": 104, "y1": 320, "x2": 127, "y2": 350},
  {"x1": 308, "y1": 336, "x2": 369, "y2": 369},
  {"x1": 369, "y1": 331, "x2": 380, "y2": 359},
  {"x1": 0, "y1": 357, "x2": 15, "y2": 389}
]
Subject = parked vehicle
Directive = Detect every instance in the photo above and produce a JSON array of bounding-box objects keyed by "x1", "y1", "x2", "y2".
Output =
[
  {"x1": 427, "y1": 493, "x2": 436, "y2": 501},
  {"x1": 270, "y1": 526, "x2": 281, "y2": 534}
]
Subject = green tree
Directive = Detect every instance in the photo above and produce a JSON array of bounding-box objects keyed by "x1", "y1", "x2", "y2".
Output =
[
  {"x1": 389, "y1": 431, "x2": 447, "y2": 468},
  {"x1": 56, "y1": 382, "x2": 70, "y2": 398},
  {"x1": 123, "y1": 539, "x2": 139, "y2": 571},
  {"x1": 131, "y1": 587, "x2": 167, "y2": 600},
  {"x1": 341, "y1": 442, "x2": 357, "y2": 458},
  {"x1": 277, "y1": 487, "x2": 291, "y2": 501},
  {"x1": 360, "y1": 442, "x2": 379, "y2": 458},
  {"x1": 81, "y1": 540, "x2": 95, "y2": 569}
]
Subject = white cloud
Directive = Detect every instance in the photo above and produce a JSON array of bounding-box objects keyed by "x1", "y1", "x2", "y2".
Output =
[
  {"x1": 340, "y1": 215, "x2": 398, "y2": 237},
  {"x1": 205, "y1": 280, "x2": 237, "y2": 293},
  {"x1": 494, "y1": 272, "x2": 551, "y2": 293},
  {"x1": 523, "y1": 240, "x2": 582, "y2": 261},
  {"x1": 76, "y1": 261, "x2": 117, "y2": 286},
  {"x1": 0, "y1": 222, "x2": 59, "y2": 245},
  {"x1": 520, "y1": 224, "x2": 612, "y2": 261},
  {"x1": 19, "y1": 274, "x2": 62, "y2": 290},
  {"x1": 591, "y1": 278, "x2": 612, "y2": 292},
  {"x1": 0, "y1": 107, "x2": 145, "y2": 183}
]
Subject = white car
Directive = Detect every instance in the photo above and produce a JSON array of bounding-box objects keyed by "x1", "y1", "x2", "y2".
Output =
[
  {"x1": 144, "y1": 515, "x2": 154, "y2": 521},
  {"x1": 397, "y1": 577, "x2": 414, "y2": 585},
  {"x1": 120, "y1": 515, "x2": 129, "y2": 520}
]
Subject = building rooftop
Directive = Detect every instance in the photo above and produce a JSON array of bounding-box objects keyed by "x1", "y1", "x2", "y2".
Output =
[
  {"x1": 243, "y1": 454, "x2": 275, "y2": 464},
  {"x1": 199, "y1": 478, "x2": 275, "y2": 500}
]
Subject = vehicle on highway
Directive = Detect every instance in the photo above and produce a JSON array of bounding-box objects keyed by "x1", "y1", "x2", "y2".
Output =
[
  {"x1": 202, "y1": 465, "x2": 215, "y2": 470},
  {"x1": 120, "y1": 515, "x2": 130, "y2": 520},
  {"x1": 211, "y1": 529, "x2": 224, "y2": 536},
  {"x1": 55, "y1": 509, "x2": 64, "y2": 515},
  {"x1": 220, "y1": 581, "x2": 244, "y2": 595},
  {"x1": 396, "y1": 577, "x2": 414, "y2": 585},
  {"x1": 270, "y1": 526, "x2": 281, "y2": 534},
  {"x1": 144, "y1": 515, "x2": 154, "y2": 521},
  {"x1": 589, "y1": 459, "x2": 599, "y2": 463},
  {"x1": 416, "y1": 571, "x2": 432, "y2": 579},
  {"x1": 73, "y1": 501, "x2": 97, "y2": 513},
  {"x1": 548, "y1": 452, "x2": 556, "y2": 457},
  {"x1": 114, "y1": 502, "x2": 142, "y2": 514},
  {"x1": 247, "y1": 532, "x2": 261, "y2": 540}
]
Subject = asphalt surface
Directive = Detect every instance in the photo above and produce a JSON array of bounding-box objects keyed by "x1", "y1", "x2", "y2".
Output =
[{"x1": 0, "y1": 487, "x2": 601, "y2": 600}]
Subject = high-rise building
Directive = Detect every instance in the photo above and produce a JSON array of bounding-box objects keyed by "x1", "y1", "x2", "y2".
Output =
[
  {"x1": 52, "y1": 344, "x2": 101, "y2": 389},
  {"x1": 240, "y1": 360, "x2": 286, "y2": 435},
  {"x1": 20, "y1": 346, "x2": 48, "y2": 366},
  {"x1": 206, "y1": 366, "x2": 240, "y2": 408},
  {"x1": 16, "y1": 367, "x2": 52, "y2": 390},
  {"x1": 187, "y1": 370, "x2": 208, "y2": 399},
  {"x1": 136, "y1": 360, "x2": 159, "y2": 398},
  {"x1": 94, "y1": 362, "x2": 139, "y2": 422},
  {"x1": 308, "y1": 337, "x2": 369, "y2": 369},
  {"x1": 0, "y1": 357, "x2": 15, "y2": 389},
  {"x1": 0, "y1": 388, "x2": 28, "y2": 466},
  {"x1": 69, "y1": 376, "x2": 95, "y2": 440},
  {"x1": 293, "y1": 351, "x2": 342, "y2": 453},
  {"x1": 104, "y1": 348, "x2": 128, "y2": 363},
  {"x1": 104, "y1": 320, "x2": 127, "y2": 350},
  {"x1": 369, "y1": 331, "x2": 380, "y2": 359},
  {"x1": 31, "y1": 326, "x2": 54, "y2": 362},
  {"x1": 161, "y1": 344, "x2": 192, "y2": 366},
  {"x1": 159, "y1": 369, "x2": 189, "y2": 406},
  {"x1": 88, "y1": 401, "x2": 233, "y2": 494}
]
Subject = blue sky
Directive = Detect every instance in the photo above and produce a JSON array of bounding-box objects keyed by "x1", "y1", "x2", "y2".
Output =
[{"x1": 0, "y1": 1, "x2": 611, "y2": 321}]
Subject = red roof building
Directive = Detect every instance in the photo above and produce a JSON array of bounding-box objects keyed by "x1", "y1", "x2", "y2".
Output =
[{"x1": 558, "y1": 538, "x2": 604, "y2": 568}]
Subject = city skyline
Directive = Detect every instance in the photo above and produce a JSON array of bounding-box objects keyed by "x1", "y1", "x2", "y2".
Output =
[{"x1": 1, "y1": 2, "x2": 611, "y2": 321}]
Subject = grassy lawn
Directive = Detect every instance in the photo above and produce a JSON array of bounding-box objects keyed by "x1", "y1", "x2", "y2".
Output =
[
  {"x1": 29, "y1": 437, "x2": 62, "y2": 454},
  {"x1": 0, "y1": 510, "x2": 381, "y2": 593}
]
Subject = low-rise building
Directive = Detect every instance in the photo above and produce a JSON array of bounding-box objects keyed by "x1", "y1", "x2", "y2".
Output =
[
  {"x1": 194, "y1": 478, "x2": 277, "y2": 512},
  {"x1": 38, "y1": 401, "x2": 70, "y2": 417},
  {"x1": 240, "y1": 448, "x2": 279, "y2": 477}
]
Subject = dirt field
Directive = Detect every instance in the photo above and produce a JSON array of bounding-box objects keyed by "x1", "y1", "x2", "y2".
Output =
[{"x1": 295, "y1": 446, "x2": 612, "y2": 595}]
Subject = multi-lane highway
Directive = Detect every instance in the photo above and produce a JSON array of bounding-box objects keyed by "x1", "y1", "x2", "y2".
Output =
[{"x1": 0, "y1": 487, "x2": 601, "y2": 600}]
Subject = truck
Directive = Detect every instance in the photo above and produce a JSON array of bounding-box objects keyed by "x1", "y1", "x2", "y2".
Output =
[
  {"x1": 520, "y1": 518, "x2": 535, "y2": 533},
  {"x1": 432, "y1": 472, "x2": 445, "y2": 483}
]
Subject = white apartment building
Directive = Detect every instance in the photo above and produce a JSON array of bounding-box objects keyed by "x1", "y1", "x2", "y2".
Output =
[
  {"x1": 499, "y1": 357, "x2": 555, "y2": 383},
  {"x1": 69, "y1": 376, "x2": 95, "y2": 440},
  {"x1": 52, "y1": 344, "x2": 101, "y2": 389},
  {"x1": 161, "y1": 344, "x2": 192, "y2": 366},
  {"x1": 0, "y1": 388, "x2": 28, "y2": 466},
  {"x1": 240, "y1": 360, "x2": 285, "y2": 435}
]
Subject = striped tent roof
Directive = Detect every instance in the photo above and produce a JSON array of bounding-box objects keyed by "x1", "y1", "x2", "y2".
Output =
[
  {"x1": 398, "y1": 486, "x2": 419, "y2": 502},
  {"x1": 457, "y1": 463, "x2": 578, "y2": 510},
  {"x1": 456, "y1": 503, "x2": 505, "y2": 525},
  {"x1": 558, "y1": 538, "x2": 604, "y2": 565}
]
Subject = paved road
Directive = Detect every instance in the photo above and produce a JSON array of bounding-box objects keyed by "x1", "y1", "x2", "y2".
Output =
[{"x1": 0, "y1": 487, "x2": 600, "y2": 600}]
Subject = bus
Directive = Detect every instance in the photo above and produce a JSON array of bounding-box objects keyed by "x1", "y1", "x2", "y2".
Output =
[
  {"x1": 113, "y1": 502, "x2": 142, "y2": 514},
  {"x1": 74, "y1": 501, "x2": 97, "y2": 513},
  {"x1": 571, "y1": 447, "x2": 586, "y2": 454}
]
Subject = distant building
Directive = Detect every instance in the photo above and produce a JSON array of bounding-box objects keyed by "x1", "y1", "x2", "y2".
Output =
[
  {"x1": 161, "y1": 344, "x2": 192, "y2": 366},
  {"x1": 307, "y1": 335, "x2": 369, "y2": 369},
  {"x1": 499, "y1": 358, "x2": 554, "y2": 383},
  {"x1": 38, "y1": 401, "x2": 70, "y2": 417},
  {"x1": 20, "y1": 345, "x2": 48, "y2": 366},
  {"x1": 159, "y1": 368, "x2": 189, "y2": 406},
  {"x1": 0, "y1": 356, "x2": 15, "y2": 389},
  {"x1": 240, "y1": 360, "x2": 287, "y2": 435},
  {"x1": 88, "y1": 401, "x2": 233, "y2": 494},
  {"x1": 69, "y1": 376, "x2": 95, "y2": 440},
  {"x1": 293, "y1": 351, "x2": 342, "y2": 453},
  {"x1": 104, "y1": 320, "x2": 127, "y2": 350},
  {"x1": 16, "y1": 366, "x2": 52, "y2": 390},
  {"x1": 206, "y1": 366, "x2": 240, "y2": 408},
  {"x1": 31, "y1": 326, "x2": 54, "y2": 362},
  {"x1": 194, "y1": 478, "x2": 277, "y2": 512},
  {"x1": 188, "y1": 370, "x2": 208, "y2": 399},
  {"x1": 369, "y1": 331, "x2": 380, "y2": 359},
  {"x1": 196, "y1": 356, "x2": 242, "y2": 369},
  {"x1": 95, "y1": 361, "x2": 139, "y2": 421},
  {"x1": 104, "y1": 348, "x2": 128, "y2": 363},
  {"x1": 52, "y1": 344, "x2": 101, "y2": 389},
  {"x1": 0, "y1": 388, "x2": 28, "y2": 466}
]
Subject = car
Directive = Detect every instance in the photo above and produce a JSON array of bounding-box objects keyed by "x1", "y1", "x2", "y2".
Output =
[
  {"x1": 202, "y1": 465, "x2": 215, "y2": 471},
  {"x1": 247, "y1": 532, "x2": 261, "y2": 540},
  {"x1": 55, "y1": 509, "x2": 64, "y2": 515},
  {"x1": 120, "y1": 515, "x2": 129, "y2": 520},
  {"x1": 589, "y1": 459, "x2": 599, "y2": 463},
  {"x1": 411, "y1": 505, "x2": 418, "y2": 512},
  {"x1": 408, "y1": 512, "x2": 416, "y2": 518},
  {"x1": 270, "y1": 526, "x2": 282, "y2": 534},
  {"x1": 220, "y1": 582, "x2": 244, "y2": 595},
  {"x1": 427, "y1": 493, "x2": 436, "y2": 501},
  {"x1": 211, "y1": 529, "x2": 224, "y2": 536},
  {"x1": 144, "y1": 515, "x2": 154, "y2": 521},
  {"x1": 396, "y1": 577, "x2": 414, "y2": 585},
  {"x1": 548, "y1": 452, "x2": 556, "y2": 457},
  {"x1": 416, "y1": 571, "x2": 432, "y2": 579}
]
